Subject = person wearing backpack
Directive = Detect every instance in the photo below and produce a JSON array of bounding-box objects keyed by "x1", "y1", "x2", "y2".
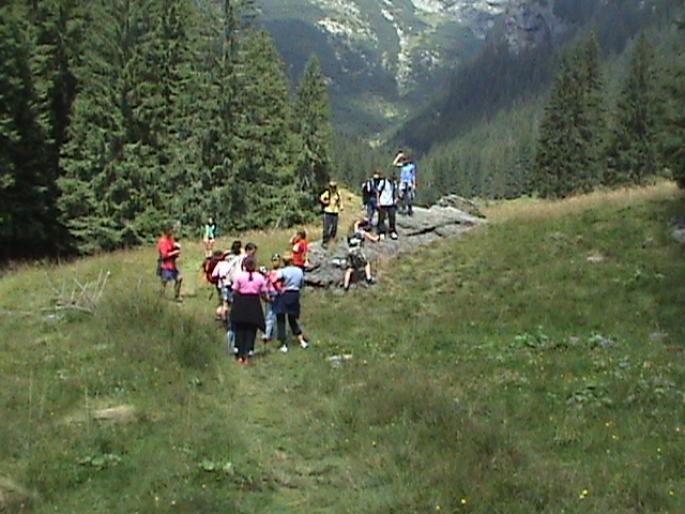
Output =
[
  {"x1": 211, "y1": 240, "x2": 242, "y2": 351},
  {"x1": 376, "y1": 171, "x2": 399, "y2": 240},
  {"x1": 319, "y1": 181, "x2": 343, "y2": 248},
  {"x1": 361, "y1": 171, "x2": 381, "y2": 225}
]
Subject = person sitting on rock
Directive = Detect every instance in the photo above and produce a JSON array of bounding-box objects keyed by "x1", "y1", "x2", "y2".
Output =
[
  {"x1": 343, "y1": 234, "x2": 375, "y2": 291},
  {"x1": 351, "y1": 216, "x2": 379, "y2": 243}
]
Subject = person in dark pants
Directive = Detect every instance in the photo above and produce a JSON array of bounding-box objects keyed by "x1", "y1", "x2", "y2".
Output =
[
  {"x1": 273, "y1": 253, "x2": 309, "y2": 353},
  {"x1": 376, "y1": 172, "x2": 398, "y2": 240},
  {"x1": 230, "y1": 256, "x2": 268, "y2": 365},
  {"x1": 319, "y1": 181, "x2": 343, "y2": 248}
]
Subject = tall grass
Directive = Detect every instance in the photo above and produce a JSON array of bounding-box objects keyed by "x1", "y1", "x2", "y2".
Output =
[{"x1": 0, "y1": 183, "x2": 683, "y2": 513}]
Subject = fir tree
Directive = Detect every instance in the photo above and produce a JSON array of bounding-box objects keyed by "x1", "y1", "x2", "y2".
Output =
[
  {"x1": 660, "y1": 13, "x2": 685, "y2": 188},
  {"x1": 0, "y1": 5, "x2": 55, "y2": 258},
  {"x1": 605, "y1": 34, "x2": 659, "y2": 186},
  {"x1": 232, "y1": 30, "x2": 304, "y2": 228},
  {"x1": 533, "y1": 37, "x2": 607, "y2": 198},
  {"x1": 295, "y1": 55, "x2": 334, "y2": 203}
]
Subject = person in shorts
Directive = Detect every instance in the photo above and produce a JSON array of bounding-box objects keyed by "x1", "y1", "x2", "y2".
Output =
[
  {"x1": 343, "y1": 235, "x2": 375, "y2": 291},
  {"x1": 157, "y1": 226, "x2": 183, "y2": 301}
]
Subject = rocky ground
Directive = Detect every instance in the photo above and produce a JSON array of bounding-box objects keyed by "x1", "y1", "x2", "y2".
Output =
[{"x1": 305, "y1": 204, "x2": 485, "y2": 289}]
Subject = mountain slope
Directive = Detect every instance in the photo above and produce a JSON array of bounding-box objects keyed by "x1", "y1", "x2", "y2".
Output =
[{"x1": 257, "y1": 0, "x2": 506, "y2": 133}]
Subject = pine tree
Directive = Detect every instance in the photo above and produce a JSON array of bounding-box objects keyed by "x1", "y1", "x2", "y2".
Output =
[
  {"x1": 232, "y1": 30, "x2": 305, "y2": 228},
  {"x1": 295, "y1": 55, "x2": 334, "y2": 203},
  {"x1": 605, "y1": 34, "x2": 659, "y2": 186},
  {"x1": 533, "y1": 36, "x2": 607, "y2": 198},
  {"x1": 660, "y1": 13, "x2": 685, "y2": 188},
  {"x1": 0, "y1": 4, "x2": 55, "y2": 258}
]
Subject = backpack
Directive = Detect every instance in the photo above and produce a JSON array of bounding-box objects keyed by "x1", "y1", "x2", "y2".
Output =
[
  {"x1": 202, "y1": 255, "x2": 221, "y2": 285},
  {"x1": 361, "y1": 180, "x2": 375, "y2": 203}
]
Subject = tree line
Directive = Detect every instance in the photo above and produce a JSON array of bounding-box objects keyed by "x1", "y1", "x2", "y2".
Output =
[
  {"x1": 0, "y1": 0, "x2": 335, "y2": 259},
  {"x1": 417, "y1": 10, "x2": 685, "y2": 203}
]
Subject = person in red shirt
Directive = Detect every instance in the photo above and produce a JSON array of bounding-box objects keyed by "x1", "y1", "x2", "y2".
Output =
[
  {"x1": 290, "y1": 229, "x2": 309, "y2": 271},
  {"x1": 157, "y1": 226, "x2": 183, "y2": 301}
]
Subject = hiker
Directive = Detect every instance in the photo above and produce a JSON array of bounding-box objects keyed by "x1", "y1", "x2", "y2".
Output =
[
  {"x1": 397, "y1": 154, "x2": 417, "y2": 216},
  {"x1": 203, "y1": 217, "x2": 217, "y2": 256},
  {"x1": 352, "y1": 216, "x2": 380, "y2": 243},
  {"x1": 273, "y1": 253, "x2": 309, "y2": 353},
  {"x1": 230, "y1": 255, "x2": 268, "y2": 365},
  {"x1": 376, "y1": 171, "x2": 399, "y2": 240},
  {"x1": 392, "y1": 149, "x2": 407, "y2": 168},
  {"x1": 157, "y1": 226, "x2": 183, "y2": 301},
  {"x1": 361, "y1": 171, "x2": 381, "y2": 225},
  {"x1": 241, "y1": 242, "x2": 258, "y2": 270},
  {"x1": 202, "y1": 249, "x2": 225, "y2": 316},
  {"x1": 343, "y1": 234, "x2": 375, "y2": 291},
  {"x1": 320, "y1": 181, "x2": 343, "y2": 248},
  {"x1": 213, "y1": 240, "x2": 242, "y2": 352},
  {"x1": 262, "y1": 253, "x2": 284, "y2": 343},
  {"x1": 290, "y1": 229, "x2": 310, "y2": 271},
  {"x1": 211, "y1": 241, "x2": 242, "y2": 321}
]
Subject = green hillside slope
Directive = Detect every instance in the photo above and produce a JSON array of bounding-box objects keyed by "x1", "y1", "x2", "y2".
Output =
[{"x1": 1, "y1": 183, "x2": 683, "y2": 513}]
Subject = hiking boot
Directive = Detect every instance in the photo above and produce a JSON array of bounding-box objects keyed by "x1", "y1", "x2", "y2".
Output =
[
  {"x1": 379, "y1": 233, "x2": 385, "y2": 241},
  {"x1": 279, "y1": 344, "x2": 289, "y2": 353},
  {"x1": 300, "y1": 339, "x2": 309, "y2": 349},
  {"x1": 390, "y1": 232, "x2": 398, "y2": 240},
  {"x1": 366, "y1": 276, "x2": 376, "y2": 285}
]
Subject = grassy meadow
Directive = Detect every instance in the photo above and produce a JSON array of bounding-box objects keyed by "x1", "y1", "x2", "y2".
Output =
[{"x1": 1, "y1": 183, "x2": 684, "y2": 513}]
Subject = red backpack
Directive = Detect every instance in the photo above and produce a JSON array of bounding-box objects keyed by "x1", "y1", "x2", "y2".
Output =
[{"x1": 202, "y1": 256, "x2": 221, "y2": 285}]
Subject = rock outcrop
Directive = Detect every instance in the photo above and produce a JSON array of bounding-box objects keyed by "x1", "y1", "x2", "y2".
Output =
[{"x1": 305, "y1": 205, "x2": 485, "y2": 288}]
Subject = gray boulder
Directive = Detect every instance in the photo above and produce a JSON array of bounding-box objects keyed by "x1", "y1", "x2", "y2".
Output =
[
  {"x1": 305, "y1": 205, "x2": 484, "y2": 288},
  {"x1": 435, "y1": 194, "x2": 485, "y2": 218}
]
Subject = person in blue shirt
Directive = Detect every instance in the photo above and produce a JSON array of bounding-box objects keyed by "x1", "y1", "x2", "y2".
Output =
[{"x1": 394, "y1": 152, "x2": 417, "y2": 216}]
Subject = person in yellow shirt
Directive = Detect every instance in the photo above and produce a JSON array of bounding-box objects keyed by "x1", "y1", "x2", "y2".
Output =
[{"x1": 319, "y1": 181, "x2": 343, "y2": 248}]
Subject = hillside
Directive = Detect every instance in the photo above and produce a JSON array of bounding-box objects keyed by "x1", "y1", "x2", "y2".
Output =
[{"x1": 1, "y1": 183, "x2": 684, "y2": 512}]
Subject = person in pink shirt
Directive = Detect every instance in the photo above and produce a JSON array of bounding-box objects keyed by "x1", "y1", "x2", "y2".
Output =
[{"x1": 230, "y1": 256, "x2": 268, "y2": 364}]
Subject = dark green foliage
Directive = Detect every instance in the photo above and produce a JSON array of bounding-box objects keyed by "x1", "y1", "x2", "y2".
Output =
[
  {"x1": 294, "y1": 55, "x2": 334, "y2": 203},
  {"x1": 0, "y1": 5, "x2": 58, "y2": 258},
  {"x1": 605, "y1": 34, "x2": 659, "y2": 186},
  {"x1": 532, "y1": 36, "x2": 606, "y2": 198},
  {"x1": 660, "y1": 12, "x2": 685, "y2": 188}
]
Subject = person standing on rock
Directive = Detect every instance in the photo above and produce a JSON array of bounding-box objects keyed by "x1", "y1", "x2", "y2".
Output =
[
  {"x1": 290, "y1": 229, "x2": 310, "y2": 271},
  {"x1": 361, "y1": 171, "x2": 381, "y2": 225},
  {"x1": 273, "y1": 253, "x2": 309, "y2": 353},
  {"x1": 398, "y1": 155, "x2": 417, "y2": 216},
  {"x1": 320, "y1": 181, "x2": 343, "y2": 248},
  {"x1": 230, "y1": 255, "x2": 268, "y2": 365},
  {"x1": 376, "y1": 172, "x2": 399, "y2": 240}
]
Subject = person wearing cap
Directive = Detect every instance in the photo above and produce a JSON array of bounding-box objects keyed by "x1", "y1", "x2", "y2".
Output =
[{"x1": 319, "y1": 181, "x2": 343, "y2": 248}]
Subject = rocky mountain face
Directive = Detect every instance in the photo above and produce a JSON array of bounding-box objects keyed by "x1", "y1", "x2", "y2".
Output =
[{"x1": 257, "y1": 0, "x2": 562, "y2": 134}]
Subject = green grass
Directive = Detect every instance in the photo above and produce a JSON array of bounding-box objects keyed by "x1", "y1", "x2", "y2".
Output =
[{"x1": 1, "y1": 184, "x2": 684, "y2": 513}]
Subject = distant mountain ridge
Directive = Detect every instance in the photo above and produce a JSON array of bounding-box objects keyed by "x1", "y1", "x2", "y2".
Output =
[{"x1": 256, "y1": 0, "x2": 570, "y2": 135}]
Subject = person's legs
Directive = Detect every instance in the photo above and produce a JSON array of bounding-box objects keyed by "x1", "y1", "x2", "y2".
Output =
[
  {"x1": 377, "y1": 207, "x2": 387, "y2": 236},
  {"x1": 330, "y1": 213, "x2": 338, "y2": 240},
  {"x1": 343, "y1": 268, "x2": 353, "y2": 290},
  {"x1": 264, "y1": 300, "x2": 275, "y2": 341},
  {"x1": 388, "y1": 206, "x2": 397, "y2": 238},
  {"x1": 235, "y1": 323, "x2": 248, "y2": 359},
  {"x1": 246, "y1": 326, "x2": 257, "y2": 357},
  {"x1": 277, "y1": 313, "x2": 287, "y2": 349},
  {"x1": 287, "y1": 314, "x2": 308, "y2": 348},
  {"x1": 173, "y1": 274, "x2": 183, "y2": 300}
]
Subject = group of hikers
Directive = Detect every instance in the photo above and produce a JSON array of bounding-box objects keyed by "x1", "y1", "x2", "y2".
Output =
[{"x1": 156, "y1": 150, "x2": 417, "y2": 365}]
